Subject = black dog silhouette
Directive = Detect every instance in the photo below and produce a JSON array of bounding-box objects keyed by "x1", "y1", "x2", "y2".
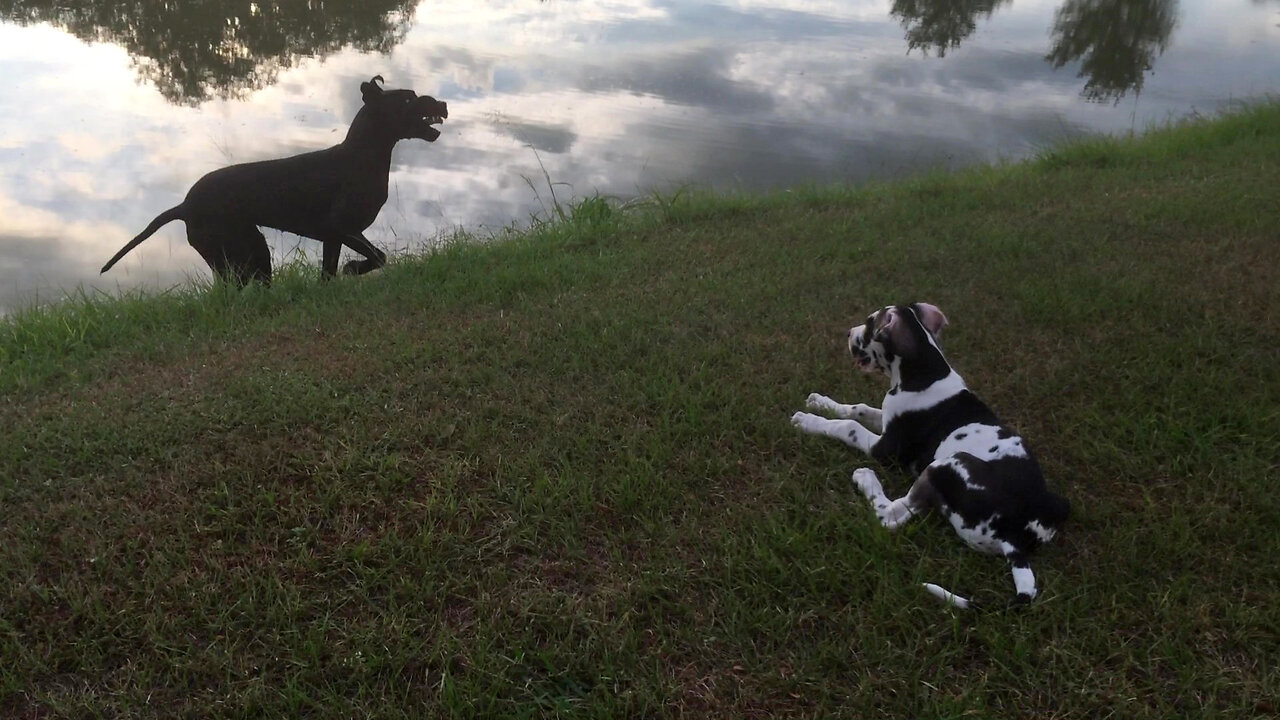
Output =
[{"x1": 101, "y1": 76, "x2": 448, "y2": 285}]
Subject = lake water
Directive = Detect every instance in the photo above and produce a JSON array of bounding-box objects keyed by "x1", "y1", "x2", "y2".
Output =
[{"x1": 1, "y1": 0, "x2": 1277, "y2": 313}]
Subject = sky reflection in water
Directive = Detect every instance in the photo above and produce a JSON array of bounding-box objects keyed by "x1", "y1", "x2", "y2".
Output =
[{"x1": 0, "y1": 0, "x2": 1277, "y2": 312}]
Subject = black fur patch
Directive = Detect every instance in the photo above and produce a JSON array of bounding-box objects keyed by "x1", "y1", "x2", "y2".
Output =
[
  {"x1": 885, "y1": 305, "x2": 951, "y2": 392},
  {"x1": 924, "y1": 454, "x2": 1066, "y2": 556},
  {"x1": 874, "y1": 390, "x2": 1000, "y2": 474}
]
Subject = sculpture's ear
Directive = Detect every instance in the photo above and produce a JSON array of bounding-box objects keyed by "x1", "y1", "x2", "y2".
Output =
[{"x1": 360, "y1": 75, "x2": 386, "y2": 103}]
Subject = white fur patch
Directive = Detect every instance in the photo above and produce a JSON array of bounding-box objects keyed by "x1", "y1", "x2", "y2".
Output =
[
  {"x1": 947, "y1": 512, "x2": 1004, "y2": 554},
  {"x1": 934, "y1": 422, "x2": 1028, "y2": 464},
  {"x1": 931, "y1": 456, "x2": 984, "y2": 491},
  {"x1": 1027, "y1": 520, "x2": 1057, "y2": 543},
  {"x1": 1012, "y1": 565, "x2": 1037, "y2": 599},
  {"x1": 881, "y1": 370, "x2": 967, "y2": 423}
]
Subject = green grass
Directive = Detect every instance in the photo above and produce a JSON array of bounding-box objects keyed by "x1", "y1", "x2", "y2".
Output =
[{"x1": 2, "y1": 103, "x2": 1278, "y2": 718}]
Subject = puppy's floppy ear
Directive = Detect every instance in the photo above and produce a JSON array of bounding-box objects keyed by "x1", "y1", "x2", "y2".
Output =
[
  {"x1": 873, "y1": 308, "x2": 899, "y2": 342},
  {"x1": 875, "y1": 306, "x2": 918, "y2": 356},
  {"x1": 360, "y1": 75, "x2": 386, "y2": 103},
  {"x1": 912, "y1": 302, "x2": 948, "y2": 337}
]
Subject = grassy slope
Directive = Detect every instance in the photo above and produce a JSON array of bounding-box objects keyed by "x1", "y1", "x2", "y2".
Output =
[{"x1": 1, "y1": 104, "x2": 1277, "y2": 719}]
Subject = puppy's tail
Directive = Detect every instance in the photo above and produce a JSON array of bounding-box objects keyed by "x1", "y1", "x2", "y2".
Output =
[
  {"x1": 923, "y1": 583, "x2": 973, "y2": 610},
  {"x1": 923, "y1": 553, "x2": 1039, "y2": 611},
  {"x1": 101, "y1": 205, "x2": 184, "y2": 274}
]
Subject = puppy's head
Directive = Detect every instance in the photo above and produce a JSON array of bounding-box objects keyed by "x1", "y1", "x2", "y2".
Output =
[{"x1": 848, "y1": 303, "x2": 948, "y2": 377}]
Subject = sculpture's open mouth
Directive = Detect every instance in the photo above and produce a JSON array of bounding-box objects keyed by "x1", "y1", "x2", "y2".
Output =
[{"x1": 415, "y1": 97, "x2": 449, "y2": 142}]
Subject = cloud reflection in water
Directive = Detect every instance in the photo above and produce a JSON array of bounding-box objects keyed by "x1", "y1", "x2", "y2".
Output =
[{"x1": 0, "y1": 0, "x2": 1276, "y2": 312}]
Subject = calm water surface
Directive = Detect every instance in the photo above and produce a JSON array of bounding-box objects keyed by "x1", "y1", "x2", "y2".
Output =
[{"x1": 1, "y1": 0, "x2": 1277, "y2": 312}]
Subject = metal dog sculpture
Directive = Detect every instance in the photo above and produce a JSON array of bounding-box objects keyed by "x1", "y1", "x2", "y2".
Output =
[{"x1": 101, "y1": 76, "x2": 448, "y2": 285}]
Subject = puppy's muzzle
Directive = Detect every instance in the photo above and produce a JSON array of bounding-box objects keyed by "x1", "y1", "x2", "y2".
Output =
[{"x1": 848, "y1": 326, "x2": 877, "y2": 374}]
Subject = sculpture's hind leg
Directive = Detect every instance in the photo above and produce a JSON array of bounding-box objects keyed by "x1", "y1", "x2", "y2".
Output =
[
  {"x1": 187, "y1": 223, "x2": 231, "y2": 282},
  {"x1": 230, "y1": 226, "x2": 272, "y2": 286},
  {"x1": 188, "y1": 223, "x2": 272, "y2": 287}
]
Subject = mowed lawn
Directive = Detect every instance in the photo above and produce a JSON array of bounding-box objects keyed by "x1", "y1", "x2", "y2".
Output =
[{"x1": 1, "y1": 104, "x2": 1277, "y2": 718}]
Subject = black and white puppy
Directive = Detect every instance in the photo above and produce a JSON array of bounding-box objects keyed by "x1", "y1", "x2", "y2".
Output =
[{"x1": 791, "y1": 303, "x2": 1069, "y2": 609}]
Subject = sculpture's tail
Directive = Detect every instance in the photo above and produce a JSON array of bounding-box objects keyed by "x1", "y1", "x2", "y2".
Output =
[{"x1": 100, "y1": 205, "x2": 184, "y2": 274}]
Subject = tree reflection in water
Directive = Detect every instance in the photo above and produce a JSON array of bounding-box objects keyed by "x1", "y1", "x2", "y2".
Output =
[
  {"x1": 1046, "y1": 0, "x2": 1179, "y2": 103},
  {"x1": 891, "y1": 0, "x2": 1011, "y2": 57},
  {"x1": 891, "y1": 0, "x2": 1179, "y2": 102},
  {"x1": 0, "y1": 0, "x2": 418, "y2": 104}
]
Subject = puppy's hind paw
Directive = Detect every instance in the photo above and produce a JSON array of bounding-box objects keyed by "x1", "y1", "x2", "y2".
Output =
[{"x1": 851, "y1": 467, "x2": 884, "y2": 498}]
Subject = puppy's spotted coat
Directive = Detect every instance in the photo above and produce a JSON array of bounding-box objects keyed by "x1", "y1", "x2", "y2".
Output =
[{"x1": 791, "y1": 303, "x2": 1069, "y2": 608}]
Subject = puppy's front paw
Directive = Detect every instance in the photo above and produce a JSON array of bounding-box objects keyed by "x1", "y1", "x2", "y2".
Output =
[
  {"x1": 852, "y1": 467, "x2": 884, "y2": 498},
  {"x1": 805, "y1": 393, "x2": 837, "y2": 412},
  {"x1": 791, "y1": 411, "x2": 822, "y2": 433}
]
